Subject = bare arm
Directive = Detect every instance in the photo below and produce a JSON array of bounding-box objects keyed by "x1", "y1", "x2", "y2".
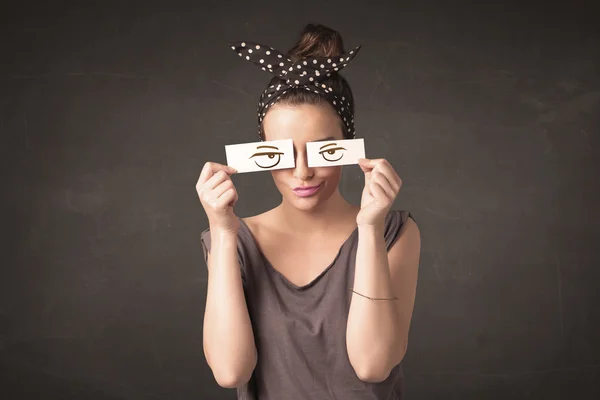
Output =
[
  {"x1": 346, "y1": 217, "x2": 420, "y2": 382},
  {"x1": 203, "y1": 229, "x2": 257, "y2": 388},
  {"x1": 196, "y1": 162, "x2": 257, "y2": 388},
  {"x1": 348, "y1": 158, "x2": 421, "y2": 382}
]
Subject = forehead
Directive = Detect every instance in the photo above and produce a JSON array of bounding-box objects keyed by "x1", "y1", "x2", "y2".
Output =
[{"x1": 262, "y1": 103, "x2": 344, "y2": 143}]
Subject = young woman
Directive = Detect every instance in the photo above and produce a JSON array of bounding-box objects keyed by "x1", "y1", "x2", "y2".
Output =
[{"x1": 196, "y1": 24, "x2": 421, "y2": 400}]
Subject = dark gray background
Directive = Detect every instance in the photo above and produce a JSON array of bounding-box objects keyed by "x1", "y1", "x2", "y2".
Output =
[{"x1": 1, "y1": 1, "x2": 599, "y2": 399}]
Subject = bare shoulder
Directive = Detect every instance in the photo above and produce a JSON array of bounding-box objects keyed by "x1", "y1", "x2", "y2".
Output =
[
  {"x1": 389, "y1": 214, "x2": 421, "y2": 261},
  {"x1": 242, "y1": 209, "x2": 277, "y2": 238},
  {"x1": 403, "y1": 213, "x2": 419, "y2": 235}
]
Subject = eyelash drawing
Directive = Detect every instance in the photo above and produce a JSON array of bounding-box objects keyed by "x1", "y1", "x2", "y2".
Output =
[
  {"x1": 226, "y1": 139, "x2": 295, "y2": 173},
  {"x1": 250, "y1": 145, "x2": 284, "y2": 168},
  {"x1": 318, "y1": 143, "x2": 347, "y2": 162}
]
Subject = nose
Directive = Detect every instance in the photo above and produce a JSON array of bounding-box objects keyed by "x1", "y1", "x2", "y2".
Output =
[{"x1": 293, "y1": 150, "x2": 314, "y2": 181}]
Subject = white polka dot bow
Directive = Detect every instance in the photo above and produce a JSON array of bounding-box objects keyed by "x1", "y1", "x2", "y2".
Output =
[{"x1": 229, "y1": 41, "x2": 362, "y2": 139}]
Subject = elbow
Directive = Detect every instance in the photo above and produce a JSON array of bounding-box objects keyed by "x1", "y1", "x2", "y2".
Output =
[
  {"x1": 213, "y1": 370, "x2": 252, "y2": 389},
  {"x1": 351, "y1": 342, "x2": 408, "y2": 383},
  {"x1": 349, "y1": 352, "x2": 393, "y2": 383},
  {"x1": 212, "y1": 362, "x2": 255, "y2": 389},
  {"x1": 352, "y1": 362, "x2": 392, "y2": 383},
  {"x1": 211, "y1": 351, "x2": 257, "y2": 389}
]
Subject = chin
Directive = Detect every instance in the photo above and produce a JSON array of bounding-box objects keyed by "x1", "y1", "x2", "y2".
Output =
[{"x1": 287, "y1": 196, "x2": 322, "y2": 211}]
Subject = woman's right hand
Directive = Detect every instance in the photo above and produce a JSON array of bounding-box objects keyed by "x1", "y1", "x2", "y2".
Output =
[{"x1": 196, "y1": 162, "x2": 240, "y2": 234}]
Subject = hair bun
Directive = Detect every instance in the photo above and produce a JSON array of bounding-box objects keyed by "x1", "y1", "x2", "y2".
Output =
[{"x1": 287, "y1": 24, "x2": 345, "y2": 60}]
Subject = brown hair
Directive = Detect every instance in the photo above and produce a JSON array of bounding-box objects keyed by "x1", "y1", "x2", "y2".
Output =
[{"x1": 259, "y1": 24, "x2": 355, "y2": 140}]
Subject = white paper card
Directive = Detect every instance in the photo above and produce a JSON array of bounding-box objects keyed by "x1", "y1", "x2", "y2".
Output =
[
  {"x1": 225, "y1": 139, "x2": 295, "y2": 173},
  {"x1": 306, "y1": 138, "x2": 365, "y2": 167}
]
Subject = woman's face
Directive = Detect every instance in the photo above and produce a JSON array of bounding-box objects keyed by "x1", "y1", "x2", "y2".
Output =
[{"x1": 262, "y1": 102, "x2": 345, "y2": 212}]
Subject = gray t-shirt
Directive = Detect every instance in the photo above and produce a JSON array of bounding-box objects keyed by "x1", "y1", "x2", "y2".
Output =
[{"x1": 201, "y1": 209, "x2": 414, "y2": 400}]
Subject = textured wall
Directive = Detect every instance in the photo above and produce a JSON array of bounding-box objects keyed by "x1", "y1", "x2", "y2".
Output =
[{"x1": 1, "y1": 1, "x2": 598, "y2": 399}]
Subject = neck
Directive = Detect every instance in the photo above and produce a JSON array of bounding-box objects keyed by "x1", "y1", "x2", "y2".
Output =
[{"x1": 275, "y1": 190, "x2": 357, "y2": 234}]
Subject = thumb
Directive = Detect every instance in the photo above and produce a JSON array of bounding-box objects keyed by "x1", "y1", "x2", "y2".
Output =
[{"x1": 358, "y1": 158, "x2": 373, "y2": 174}]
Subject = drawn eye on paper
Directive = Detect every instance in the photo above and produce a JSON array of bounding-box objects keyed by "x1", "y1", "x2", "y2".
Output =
[
  {"x1": 318, "y1": 143, "x2": 347, "y2": 162},
  {"x1": 225, "y1": 139, "x2": 295, "y2": 173},
  {"x1": 249, "y1": 145, "x2": 285, "y2": 169},
  {"x1": 307, "y1": 138, "x2": 365, "y2": 167}
]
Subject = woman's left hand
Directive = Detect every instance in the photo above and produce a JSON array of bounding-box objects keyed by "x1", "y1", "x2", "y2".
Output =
[{"x1": 356, "y1": 158, "x2": 403, "y2": 227}]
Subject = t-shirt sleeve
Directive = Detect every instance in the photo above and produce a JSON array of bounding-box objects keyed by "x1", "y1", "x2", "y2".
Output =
[
  {"x1": 200, "y1": 228, "x2": 211, "y2": 266},
  {"x1": 200, "y1": 227, "x2": 247, "y2": 285},
  {"x1": 383, "y1": 210, "x2": 416, "y2": 251}
]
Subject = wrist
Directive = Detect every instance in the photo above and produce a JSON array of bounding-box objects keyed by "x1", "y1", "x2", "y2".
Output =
[
  {"x1": 357, "y1": 221, "x2": 385, "y2": 233},
  {"x1": 210, "y1": 226, "x2": 239, "y2": 243},
  {"x1": 357, "y1": 222, "x2": 385, "y2": 245}
]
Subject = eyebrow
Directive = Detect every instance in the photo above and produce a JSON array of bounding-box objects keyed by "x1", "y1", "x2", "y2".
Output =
[
  {"x1": 319, "y1": 142, "x2": 337, "y2": 150},
  {"x1": 256, "y1": 145, "x2": 279, "y2": 150}
]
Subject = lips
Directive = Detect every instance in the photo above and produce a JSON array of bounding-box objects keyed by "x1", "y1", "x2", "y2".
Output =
[{"x1": 292, "y1": 183, "x2": 322, "y2": 197}]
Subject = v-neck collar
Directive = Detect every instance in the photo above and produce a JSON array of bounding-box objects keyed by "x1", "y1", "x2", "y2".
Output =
[{"x1": 238, "y1": 217, "x2": 358, "y2": 290}]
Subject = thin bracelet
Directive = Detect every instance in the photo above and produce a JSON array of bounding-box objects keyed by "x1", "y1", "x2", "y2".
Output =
[{"x1": 349, "y1": 288, "x2": 398, "y2": 301}]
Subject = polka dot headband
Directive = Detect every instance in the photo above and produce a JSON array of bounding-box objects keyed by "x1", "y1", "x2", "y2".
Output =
[{"x1": 229, "y1": 41, "x2": 362, "y2": 140}]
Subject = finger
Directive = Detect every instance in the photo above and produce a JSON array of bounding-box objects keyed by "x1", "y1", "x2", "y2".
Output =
[
  {"x1": 197, "y1": 164, "x2": 214, "y2": 187},
  {"x1": 371, "y1": 171, "x2": 396, "y2": 198},
  {"x1": 357, "y1": 158, "x2": 375, "y2": 173},
  {"x1": 361, "y1": 168, "x2": 372, "y2": 184},
  {"x1": 372, "y1": 169, "x2": 401, "y2": 194},
  {"x1": 360, "y1": 158, "x2": 393, "y2": 181},
  {"x1": 372, "y1": 160, "x2": 402, "y2": 191},
  {"x1": 207, "y1": 183, "x2": 236, "y2": 209},
  {"x1": 370, "y1": 181, "x2": 389, "y2": 201},
  {"x1": 229, "y1": 187, "x2": 239, "y2": 207},
  {"x1": 359, "y1": 164, "x2": 371, "y2": 174},
  {"x1": 212, "y1": 179, "x2": 235, "y2": 199},
  {"x1": 358, "y1": 158, "x2": 385, "y2": 168},
  {"x1": 202, "y1": 170, "x2": 231, "y2": 192},
  {"x1": 218, "y1": 188, "x2": 237, "y2": 208},
  {"x1": 358, "y1": 159, "x2": 377, "y2": 183},
  {"x1": 198, "y1": 163, "x2": 236, "y2": 186},
  {"x1": 198, "y1": 172, "x2": 230, "y2": 202}
]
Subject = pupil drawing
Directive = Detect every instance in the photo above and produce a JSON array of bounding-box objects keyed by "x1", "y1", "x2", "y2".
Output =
[
  {"x1": 319, "y1": 143, "x2": 346, "y2": 162},
  {"x1": 250, "y1": 145, "x2": 284, "y2": 168}
]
